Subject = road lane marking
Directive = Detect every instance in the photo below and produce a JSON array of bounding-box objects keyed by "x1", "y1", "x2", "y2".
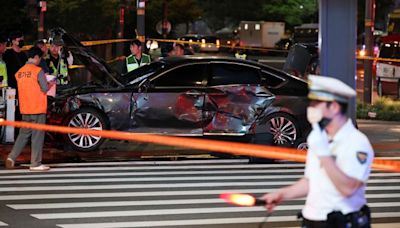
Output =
[
  {"x1": 0, "y1": 170, "x2": 398, "y2": 180},
  {"x1": 0, "y1": 170, "x2": 305, "y2": 179},
  {"x1": 55, "y1": 213, "x2": 400, "y2": 228},
  {"x1": 1, "y1": 176, "x2": 400, "y2": 185},
  {"x1": 56, "y1": 217, "x2": 293, "y2": 228},
  {"x1": 43, "y1": 159, "x2": 251, "y2": 167},
  {"x1": 0, "y1": 181, "x2": 296, "y2": 192},
  {"x1": 32, "y1": 202, "x2": 400, "y2": 219},
  {"x1": 2, "y1": 188, "x2": 400, "y2": 201},
  {"x1": 8, "y1": 193, "x2": 400, "y2": 209},
  {"x1": 0, "y1": 164, "x2": 306, "y2": 174},
  {"x1": 0, "y1": 175, "x2": 302, "y2": 184}
]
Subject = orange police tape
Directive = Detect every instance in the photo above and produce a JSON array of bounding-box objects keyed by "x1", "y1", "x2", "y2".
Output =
[{"x1": 1, "y1": 119, "x2": 400, "y2": 172}]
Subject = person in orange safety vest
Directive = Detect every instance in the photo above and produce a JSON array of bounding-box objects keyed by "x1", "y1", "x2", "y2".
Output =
[{"x1": 5, "y1": 47, "x2": 56, "y2": 171}]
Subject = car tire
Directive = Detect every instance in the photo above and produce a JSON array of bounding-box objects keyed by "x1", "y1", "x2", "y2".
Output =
[
  {"x1": 63, "y1": 107, "x2": 109, "y2": 152},
  {"x1": 263, "y1": 112, "x2": 300, "y2": 147}
]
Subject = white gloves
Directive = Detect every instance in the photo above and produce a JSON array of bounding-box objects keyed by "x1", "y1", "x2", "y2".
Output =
[
  {"x1": 67, "y1": 51, "x2": 74, "y2": 65},
  {"x1": 307, "y1": 123, "x2": 331, "y2": 157}
]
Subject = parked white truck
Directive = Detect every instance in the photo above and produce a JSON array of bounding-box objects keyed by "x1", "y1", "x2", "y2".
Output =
[{"x1": 238, "y1": 21, "x2": 285, "y2": 48}]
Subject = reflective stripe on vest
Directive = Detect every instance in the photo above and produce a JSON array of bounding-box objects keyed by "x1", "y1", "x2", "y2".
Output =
[
  {"x1": 235, "y1": 53, "x2": 247, "y2": 60},
  {"x1": 126, "y1": 54, "x2": 151, "y2": 73},
  {"x1": 0, "y1": 60, "x2": 8, "y2": 87},
  {"x1": 49, "y1": 58, "x2": 68, "y2": 85},
  {"x1": 15, "y1": 64, "x2": 47, "y2": 114}
]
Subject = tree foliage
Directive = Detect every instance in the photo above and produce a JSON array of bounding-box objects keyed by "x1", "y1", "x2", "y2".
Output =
[
  {"x1": 198, "y1": 0, "x2": 266, "y2": 30},
  {"x1": 145, "y1": 0, "x2": 203, "y2": 37},
  {"x1": 261, "y1": 0, "x2": 318, "y2": 28},
  {"x1": 0, "y1": 0, "x2": 32, "y2": 37},
  {"x1": 46, "y1": 0, "x2": 119, "y2": 39},
  {"x1": 0, "y1": 0, "x2": 397, "y2": 40}
]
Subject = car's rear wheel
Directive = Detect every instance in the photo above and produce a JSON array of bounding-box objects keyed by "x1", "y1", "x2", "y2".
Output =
[
  {"x1": 265, "y1": 112, "x2": 299, "y2": 147},
  {"x1": 63, "y1": 108, "x2": 108, "y2": 152}
]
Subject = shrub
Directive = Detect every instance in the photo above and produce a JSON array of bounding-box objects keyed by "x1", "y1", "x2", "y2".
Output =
[{"x1": 357, "y1": 97, "x2": 400, "y2": 121}]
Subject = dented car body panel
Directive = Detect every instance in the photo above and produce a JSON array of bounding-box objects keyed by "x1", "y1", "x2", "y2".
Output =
[{"x1": 48, "y1": 28, "x2": 309, "y2": 151}]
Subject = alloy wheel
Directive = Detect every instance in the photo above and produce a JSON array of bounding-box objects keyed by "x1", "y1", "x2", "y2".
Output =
[
  {"x1": 268, "y1": 116, "x2": 297, "y2": 145},
  {"x1": 67, "y1": 112, "x2": 104, "y2": 149}
]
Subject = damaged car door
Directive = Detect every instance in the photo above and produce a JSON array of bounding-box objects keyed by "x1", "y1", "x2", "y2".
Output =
[
  {"x1": 203, "y1": 62, "x2": 275, "y2": 136},
  {"x1": 129, "y1": 63, "x2": 207, "y2": 135}
]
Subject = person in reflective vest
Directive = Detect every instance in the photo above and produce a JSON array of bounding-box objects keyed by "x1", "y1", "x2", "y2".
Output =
[
  {"x1": 234, "y1": 48, "x2": 247, "y2": 60},
  {"x1": 125, "y1": 39, "x2": 151, "y2": 73},
  {"x1": 46, "y1": 39, "x2": 73, "y2": 86},
  {"x1": 5, "y1": 47, "x2": 55, "y2": 171},
  {"x1": 0, "y1": 35, "x2": 7, "y2": 87}
]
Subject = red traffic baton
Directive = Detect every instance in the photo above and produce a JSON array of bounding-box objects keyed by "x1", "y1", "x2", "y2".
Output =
[{"x1": 220, "y1": 193, "x2": 265, "y2": 207}]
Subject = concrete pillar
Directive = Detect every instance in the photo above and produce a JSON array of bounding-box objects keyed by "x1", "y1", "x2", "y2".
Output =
[{"x1": 319, "y1": 0, "x2": 358, "y2": 119}]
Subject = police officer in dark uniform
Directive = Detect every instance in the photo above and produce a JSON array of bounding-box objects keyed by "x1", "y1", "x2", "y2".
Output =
[{"x1": 262, "y1": 75, "x2": 374, "y2": 228}]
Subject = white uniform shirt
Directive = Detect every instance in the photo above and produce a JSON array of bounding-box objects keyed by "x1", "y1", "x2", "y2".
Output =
[{"x1": 302, "y1": 119, "x2": 374, "y2": 221}]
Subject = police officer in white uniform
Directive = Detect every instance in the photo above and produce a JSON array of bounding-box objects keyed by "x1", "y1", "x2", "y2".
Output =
[{"x1": 262, "y1": 75, "x2": 374, "y2": 228}]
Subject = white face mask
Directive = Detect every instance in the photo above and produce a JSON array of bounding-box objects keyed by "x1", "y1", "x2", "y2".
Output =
[{"x1": 307, "y1": 106, "x2": 323, "y2": 124}]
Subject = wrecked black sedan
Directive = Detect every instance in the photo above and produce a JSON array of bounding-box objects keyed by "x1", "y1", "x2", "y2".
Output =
[{"x1": 48, "y1": 29, "x2": 310, "y2": 152}]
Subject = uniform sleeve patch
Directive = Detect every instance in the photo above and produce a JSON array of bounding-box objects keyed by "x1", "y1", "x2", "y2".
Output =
[{"x1": 356, "y1": 152, "x2": 368, "y2": 164}]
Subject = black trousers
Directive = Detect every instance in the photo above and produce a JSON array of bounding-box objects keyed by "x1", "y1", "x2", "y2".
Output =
[{"x1": 300, "y1": 205, "x2": 371, "y2": 228}]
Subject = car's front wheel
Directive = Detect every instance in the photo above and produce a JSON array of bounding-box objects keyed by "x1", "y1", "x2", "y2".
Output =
[{"x1": 63, "y1": 108, "x2": 108, "y2": 152}]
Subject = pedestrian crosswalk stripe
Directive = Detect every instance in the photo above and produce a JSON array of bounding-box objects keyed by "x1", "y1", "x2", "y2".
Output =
[
  {"x1": 8, "y1": 193, "x2": 400, "y2": 210},
  {"x1": 0, "y1": 175, "x2": 302, "y2": 184},
  {"x1": 55, "y1": 212, "x2": 400, "y2": 228},
  {"x1": 0, "y1": 221, "x2": 7, "y2": 226},
  {"x1": 44, "y1": 159, "x2": 252, "y2": 167},
  {"x1": 0, "y1": 170, "x2": 304, "y2": 179},
  {"x1": 0, "y1": 164, "x2": 305, "y2": 174},
  {"x1": 0, "y1": 181, "x2": 296, "y2": 192},
  {"x1": 0, "y1": 170, "x2": 398, "y2": 180},
  {"x1": 1, "y1": 176, "x2": 400, "y2": 185},
  {"x1": 3, "y1": 188, "x2": 400, "y2": 201},
  {"x1": 9, "y1": 199, "x2": 226, "y2": 209},
  {"x1": 56, "y1": 217, "x2": 292, "y2": 228},
  {"x1": 0, "y1": 189, "x2": 285, "y2": 201},
  {"x1": 31, "y1": 202, "x2": 400, "y2": 220},
  {"x1": 32, "y1": 201, "x2": 400, "y2": 220},
  {"x1": 8, "y1": 193, "x2": 400, "y2": 209},
  {"x1": 1, "y1": 180, "x2": 400, "y2": 192}
]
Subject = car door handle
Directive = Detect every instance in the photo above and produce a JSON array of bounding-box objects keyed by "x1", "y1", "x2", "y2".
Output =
[
  {"x1": 185, "y1": 91, "x2": 202, "y2": 96},
  {"x1": 255, "y1": 92, "x2": 271, "y2": 97}
]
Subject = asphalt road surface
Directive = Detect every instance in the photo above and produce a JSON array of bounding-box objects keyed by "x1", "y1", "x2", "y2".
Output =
[{"x1": 0, "y1": 159, "x2": 400, "y2": 228}]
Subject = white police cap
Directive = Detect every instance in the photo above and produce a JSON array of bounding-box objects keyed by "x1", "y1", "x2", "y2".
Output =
[{"x1": 308, "y1": 75, "x2": 356, "y2": 103}]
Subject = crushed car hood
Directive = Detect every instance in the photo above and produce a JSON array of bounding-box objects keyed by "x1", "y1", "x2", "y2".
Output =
[{"x1": 48, "y1": 28, "x2": 123, "y2": 88}]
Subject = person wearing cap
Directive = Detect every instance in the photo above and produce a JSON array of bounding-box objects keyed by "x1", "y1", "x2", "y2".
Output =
[
  {"x1": 34, "y1": 39, "x2": 50, "y2": 74},
  {"x1": 3, "y1": 31, "x2": 28, "y2": 139},
  {"x1": 0, "y1": 35, "x2": 8, "y2": 87},
  {"x1": 262, "y1": 75, "x2": 374, "y2": 227},
  {"x1": 5, "y1": 47, "x2": 55, "y2": 171},
  {"x1": 125, "y1": 39, "x2": 151, "y2": 73},
  {"x1": 46, "y1": 39, "x2": 73, "y2": 86}
]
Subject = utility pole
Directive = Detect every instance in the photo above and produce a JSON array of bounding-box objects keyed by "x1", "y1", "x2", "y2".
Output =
[
  {"x1": 363, "y1": 0, "x2": 375, "y2": 104},
  {"x1": 136, "y1": 0, "x2": 146, "y2": 44},
  {"x1": 38, "y1": 1, "x2": 47, "y2": 39},
  {"x1": 117, "y1": 0, "x2": 126, "y2": 57},
  {"x1": 162, "y1": 0, "x2": 168, "y2": 38}
]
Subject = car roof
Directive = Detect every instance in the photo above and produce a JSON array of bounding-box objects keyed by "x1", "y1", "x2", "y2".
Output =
[{"x1": 157, "y1": 56, "x2": 307, "y2": 83}]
